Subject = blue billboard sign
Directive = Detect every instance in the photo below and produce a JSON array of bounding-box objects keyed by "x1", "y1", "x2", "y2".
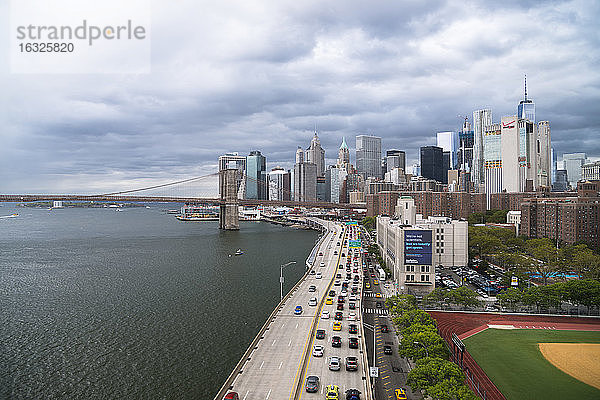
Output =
[
  {"x1": 349, "y1": 240, "x2": 361, "y2": 248},
  {"x1": 404, "y1": 230, "x2": 432, "y2": 265}
]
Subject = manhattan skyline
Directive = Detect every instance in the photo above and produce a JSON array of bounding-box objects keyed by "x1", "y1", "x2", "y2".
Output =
[{"x1": 1, "y1": 0, "x2": 599, "y2": 194}]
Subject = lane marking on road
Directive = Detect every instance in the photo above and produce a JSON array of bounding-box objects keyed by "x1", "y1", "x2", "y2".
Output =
[
  {"x1": 295, "y1": 323, "x2": 298, "y2": 329},
  {"x1": 272, "y1": 339, "x2": 276, "y2": 346},
  {"x1": 281, "y1": 323, "x2": 285, "y2": 328},
  {"x1": 279, "y1": 361, "x2": 283, "y2": 369},
  {"x1": 243, "y1": 390, "x2": 249, "y2": 400},
  {"x1": 288, "y1": 338, "x2": 292, "y2": 346},
  {"x1": 260, "y1": 360, "x2": 264, "y2": 369},
  {"x1": 266, "y1": 388, "x2": 272, "y2": 399}
]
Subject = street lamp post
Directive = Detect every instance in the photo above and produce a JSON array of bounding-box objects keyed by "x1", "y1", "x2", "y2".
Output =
[
  {"x1": 280, "y1": 261, "x2": 297, "y2": 301},
  {"x1": 414, "y1": 341, "x2": 429, "y2": 358}
]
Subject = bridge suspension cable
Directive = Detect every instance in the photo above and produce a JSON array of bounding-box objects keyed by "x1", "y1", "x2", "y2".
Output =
[{"x1": 100, "y1": 173, "x2": 219, "y2": 196}]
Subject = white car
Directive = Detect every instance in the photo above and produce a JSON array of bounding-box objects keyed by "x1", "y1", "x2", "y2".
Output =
[
  {"x1": 328, "y1": 356, "x2": 341, "y2": 371},
  {"x1": 315, "y1": 272, "x2": 322, "y2": 279},
  {"x1": 321, "y1": 311, "x2": 330, "y2": 319},
  {"x1": 320, "y1": 262, "x2": 325, "y2": 267},
  {"x1": 312, "y1": 345, "x2": 324, "y2": 357},
  {"x1": 349, "y1": 295, "x2": 357, "y2": 302},
  {"x1": 348, "y1": 312, "x2": 357, "y2": 321},
  {"x1": 309, "y1": 297, "x2": 317, "y2": 306}
]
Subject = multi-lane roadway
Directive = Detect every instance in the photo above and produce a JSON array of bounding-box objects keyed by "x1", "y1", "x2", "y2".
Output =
[{"x1": 217, "y1": 221, "x2": 369, "y2": 400}]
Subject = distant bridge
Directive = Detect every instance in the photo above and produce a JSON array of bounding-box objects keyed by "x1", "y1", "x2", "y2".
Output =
[{"x1": 0, "y1": 194, "x2": 365, "y2": 210}]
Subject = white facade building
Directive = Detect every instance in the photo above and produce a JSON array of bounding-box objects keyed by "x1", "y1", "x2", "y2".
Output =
[
  {"x1": 472, "y1": 109, "x2": 493, "y2": 189},
  {"x1": 376, "y1": 197, "x2": 468, "y2": 296}
]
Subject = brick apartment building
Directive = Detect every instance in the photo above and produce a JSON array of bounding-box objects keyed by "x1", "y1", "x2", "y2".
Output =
[
  {"x1": 520, "y1": 181, "x2": 600, "y2": 248},
  {"x1": 366, "y1": 191, "x2": 486, "y2": 220}
]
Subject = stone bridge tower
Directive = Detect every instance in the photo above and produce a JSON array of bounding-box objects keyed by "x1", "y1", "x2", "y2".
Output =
[{"x1": 219, "y1": 162, "x2": 240, "y2": 230}]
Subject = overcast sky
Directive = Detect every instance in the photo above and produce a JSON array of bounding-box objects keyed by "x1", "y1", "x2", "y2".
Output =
[{"x1": 1, "y1": 0, "x2": 599, "y2": 195}]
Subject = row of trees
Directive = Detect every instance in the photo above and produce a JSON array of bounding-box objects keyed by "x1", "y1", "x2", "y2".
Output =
[
  {"x1": 386, "y1": 295, "x2": 479, "y2": 400},
  {"x1": 496, "y1": 279, "x2": 600, "y2": 312},
  {"x1": 424, "y1": 287, "x2": 482, "y2": 310},
  {"x1": 467, "y1": 209, "x2": 508, "y2": 225},
  {"x1": 469, "y1": 226, "x2": 600, "y2": 284}
]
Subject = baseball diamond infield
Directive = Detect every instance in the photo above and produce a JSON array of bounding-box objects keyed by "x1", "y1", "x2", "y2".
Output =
[
  {"x1": 428, "y1": 311, "x2": 600, "y2": 400},
  {"x1": 539, "y1": 343, "x2": 600, "y2": 390}
]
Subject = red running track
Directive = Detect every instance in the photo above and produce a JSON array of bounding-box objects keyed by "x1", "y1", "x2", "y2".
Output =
[{"x1": 427, "y1": 312, "x2": 600, "y2": 400}]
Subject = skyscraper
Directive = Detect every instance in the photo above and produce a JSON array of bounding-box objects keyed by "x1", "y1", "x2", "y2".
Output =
[
  {"x1": 472, "y1": 109, "x2": 492, "y2": 189},
  {"x1": 420, "y1": 146, "x2": 444, "y2": 183},
  {"x1": 294, "y1": 163, "x2": 317, "y2": 202},
  {"x1": 338, "y1": 137, "x2": 350, "y2": 168},
  {"x1": 483, "y1": 122, "x2": 502, "y2": 207},
  {"x1": 305, "y1": 131, "x2": 325, "y2": 177},
  {"x1": 245, "y1": 150, "x2": 267, "y2": 200},
  {"x1": 458, "y1": 118, "x2": 474, "y2": 187},
  {"x1": 517, "y1": 75, "x2": 535, "y2": 122},
  {"x1": 436, "y1": 131, "x2": 459, "y2": 170},
  {"x1": 563, "y1": 153, "x2": 586, "y2": 186},
  {"x1": 386, "y1": 150, "x2": 406, "y2": 173},
  {"x1": 356, "y1": 135, "x2": 382, "y2": 179},
  {"x1": 268, "y1": 167, "x2": 291, "y2": 201},
  {"x1": 536, "y1": 121, "x2": 551, "y2": 189}
]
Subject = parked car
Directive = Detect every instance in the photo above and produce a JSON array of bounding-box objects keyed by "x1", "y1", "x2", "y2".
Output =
[
  {"x1": 223, "y1": 392, "x2": 239, "y2": 400},
  {"x1": 309, "y1": 285, "x2": 316, "y2": 292},
  {"x1": 384, "y1": 345, "x2": 393, "y2": 355},
  {"x1": 349, "y1": 337, "x2": 358, "y2": 349},
  {"x1": 380, "y1": 324, "x2": 388, "y2": 333},
  {"x1": 294, "y1": 305, "x2": 302, "y2": 315},
  {"x1": 316, "y1": 329, "x2": 326, "y2": 339},
  {"x1": 309, "y1": 297, "x2": 317, "y2": 306}
]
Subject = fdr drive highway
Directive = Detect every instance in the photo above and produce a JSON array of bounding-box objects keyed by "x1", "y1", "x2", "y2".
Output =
[{"x1": 215, "y1": 220, "x2": 371, "y2": 400}]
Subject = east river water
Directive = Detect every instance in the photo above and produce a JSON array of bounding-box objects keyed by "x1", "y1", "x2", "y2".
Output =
[{"x1": 0, "y1": 203, "x2": 319, "y2": 399}]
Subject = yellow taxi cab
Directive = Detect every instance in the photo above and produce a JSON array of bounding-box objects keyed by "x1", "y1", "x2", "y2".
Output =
[
  {"x1": 395, "y1": 388, "x2": 407, "y2": 400},
  {"x1": 365, "y1": 282, "x2": 371, "y2": 289},
  {"x1": 326, "y1": 385, "x2": 340, "y2": 400},
  {"x1": 326, "y1": 297, "x2": 333, "y2": 305},
  {"x1": 332, "y1": 321, "x2": 342, "y2": 331},
  {"x1": 373, "y1": 279, "x2": 379, "y2": 285},
  {"x1": 375, "y1": 293, "x2": 382, "y2": 298}
]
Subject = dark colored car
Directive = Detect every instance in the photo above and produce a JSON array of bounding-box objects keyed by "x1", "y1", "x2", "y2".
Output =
[
  {"x1": 329, "y1": 290, "x2": 336, "y2": 297},
  {"x1": 336, "y1": 273, "x2": 342, "y2": 279},
  {"x1": 376, "y1": 301, "x2": 382, "y2": 308},
  {"x1": 332, "y1": 336, "x2": 342, "y2": 347},
  {"x1": 345, "y1": 388, "x2": 361, "y2": 400},
  {"x1": 316, "y1": 329, "x2": 326, "y2": 339},
  {"x1": 349, "y1": 302, "x2": 356, "y2": 310},
  {"x1": 337, "y1": 303, "x2": 344, "y2": 311},
  {"x1": 335, "y1": 311, "x2": 343, "y2": 320},
  {"x1": 380, "y1": 325, "x2": 389, "y2": 333},
  {"x1": 349, "y1": 337, "x2": 359, "y2": 349},
  {"x1": 305, "y1": 375, "x2": 320, "y2": 393},
  {"x1": 349, "y1": 324, "x2": 358, "y2": 334},
  {"x1": 345, "y1": 356, "x2": 358, "y2": 371},
  {"x1": 338, "y1": 295, "x2": 345, "y2": 303},
  {"x1": 384, "y1": 345, "x2": 393, "y2": 355}
]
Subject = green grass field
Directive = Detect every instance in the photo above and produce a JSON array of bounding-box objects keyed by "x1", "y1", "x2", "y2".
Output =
[{"x1": 463, "y1": 329, "x2": 600, "y2": 400}]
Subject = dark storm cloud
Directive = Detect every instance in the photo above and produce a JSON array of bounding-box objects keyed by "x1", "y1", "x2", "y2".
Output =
[{"x1": 1, "y1": 0, "x2": 599, "y2": 193}]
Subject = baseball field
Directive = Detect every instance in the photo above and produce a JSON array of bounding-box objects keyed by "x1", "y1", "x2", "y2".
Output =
[{"x1": 463, "y1": 328, "x2": 600, "y2": 400}]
